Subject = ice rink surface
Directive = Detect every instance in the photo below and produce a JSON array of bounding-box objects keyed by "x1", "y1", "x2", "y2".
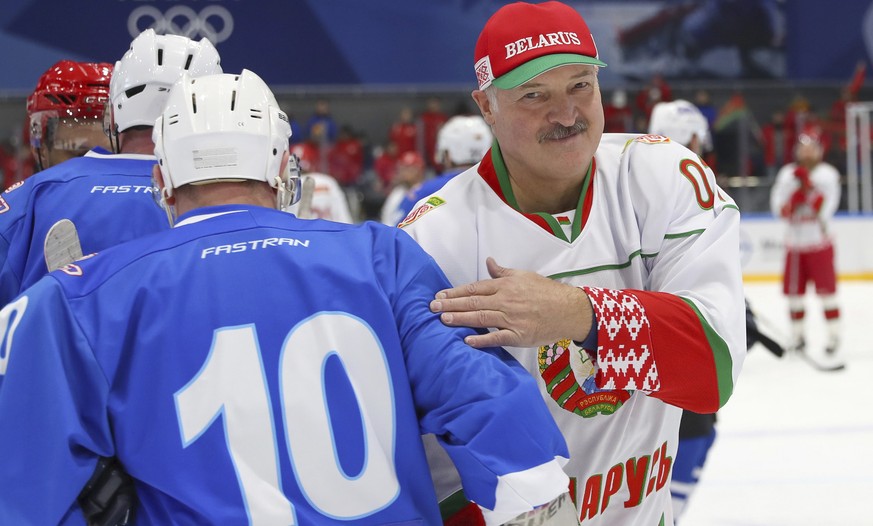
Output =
[{"x1": 680, "y1": 281, "x2": 873, "y2": 526}]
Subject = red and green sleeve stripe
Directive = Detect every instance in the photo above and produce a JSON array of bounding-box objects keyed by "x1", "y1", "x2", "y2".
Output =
[{"x1": 583, "y1": 287, "x2": 733, "y2": 413}]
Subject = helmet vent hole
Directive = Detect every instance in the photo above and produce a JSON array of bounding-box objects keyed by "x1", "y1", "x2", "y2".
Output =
[
  {"x1": 231, "y1": 90, "x2": 236, "y2": 111},
  {"x1": 168, "y1": 113, "x2": 179, "y2": 125},
  {"x1": 157, "y1": 48, "x2": 163, "y2": 66},
  {"x1": 250, "y1": 108, "x2": 262, "y2": 119},
  {"x1": 125, "y1": 85, "x2": 146, "y2": 98},
  {"x1": 191, "y1": 93, "x2": 197, "y2": 114},
  {"x1": 272, "y1": 148, "x2": 277, "y2": 155},
  {"x1": 184, "y1": 54, "x2": 193, "y2": 70}
]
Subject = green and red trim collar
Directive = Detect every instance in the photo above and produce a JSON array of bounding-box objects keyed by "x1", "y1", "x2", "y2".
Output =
[{"x1": 477, "y1": 140, "x2": 595, "y2": 242}]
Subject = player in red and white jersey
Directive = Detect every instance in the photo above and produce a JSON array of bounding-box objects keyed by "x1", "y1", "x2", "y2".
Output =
[
  {"x1": 769, "y1": 129, "x2": 842, "y2": 355},
  {"x1": 399, "y1": 2, "x2": 746, "y2": 524}
]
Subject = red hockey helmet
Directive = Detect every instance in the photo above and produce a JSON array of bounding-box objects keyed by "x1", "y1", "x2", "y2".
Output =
[{"x1": 26, "y1": 61, "x2": 112, "y2": 158}]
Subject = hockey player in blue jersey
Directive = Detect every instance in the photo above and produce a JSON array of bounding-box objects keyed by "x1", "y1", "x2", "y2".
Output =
[
  {"x1": 0, "y1": 69, "x2": 577, "y2": 525},
  {"x1": 0, "y1": 29, "x2": 222, "y2": 307},
  {"x1": 25, "y1": 60, "x2": 113, "y2": 173}
]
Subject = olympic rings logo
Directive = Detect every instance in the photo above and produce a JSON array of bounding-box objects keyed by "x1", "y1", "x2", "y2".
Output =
[{"x1": 128, "y1": 5, "x2": 234, "y2": 44}]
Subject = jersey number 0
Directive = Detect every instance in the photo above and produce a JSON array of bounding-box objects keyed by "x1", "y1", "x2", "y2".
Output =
[{"x1": 174, "y1": 313, "x2": 400, "y2": 525}]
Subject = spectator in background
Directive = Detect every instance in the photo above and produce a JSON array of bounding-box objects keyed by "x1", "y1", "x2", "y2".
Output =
[
  {"x1": 770, "y1": 128, "x2": 842, "y2": 360},
  {"x1": 26, "y1": 61, "x2": 112, "y2": 173},
  {"x1": 419, "y1": 97, "x2": 449, "y2": 171},
  {"x1": 304, "y1": 99, "x2": 338, "y2": 170},
  {"x1": 603, "y1": 89, "x2": 633, "y2": 133},
  {"x1": 761, "y1": 111, "x2": 791, "y2": 179},
  {"x1": 635, "y1": 73, "x2": 672, "y2": 126},
  {"x1": 373, "y1": 140, "x2": 400, "y2": 192},
  {"x1": 693, "y1": 89, "x2": 718, "y2": 130},
  {"x1": 827, "y1": 61, "x2": 866, "y2": 174},
  {"x1": 328, "y1": 125, "x2": 364, "y2": 187},
  {"x1": 389, "y1": 106, "x2": 418, "y2": 155},
  {"x1": 0, "y1": 129, "x2": 34, "y2": 189},
  {"x1": 381, "y1": 150, "x2": 424, "y2": 226}
]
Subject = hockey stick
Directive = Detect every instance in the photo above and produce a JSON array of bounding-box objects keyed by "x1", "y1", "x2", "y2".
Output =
[
  {"x1": 295, "y1": 175, "x2": 316, "y2": 219},
  {"x1": 751, "y1": 328, "x2": 786, "y2": 358},
  {"x1": 44, "y1": 219, "x2": 84, "y2": 272},
  {"x1": 754, "y1": 305, "x2": 845, "y2": 372}
]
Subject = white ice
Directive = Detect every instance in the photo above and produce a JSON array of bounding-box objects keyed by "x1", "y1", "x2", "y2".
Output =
[{"x1": 680, "y1": 282, "x2": 873, "y2": 526}]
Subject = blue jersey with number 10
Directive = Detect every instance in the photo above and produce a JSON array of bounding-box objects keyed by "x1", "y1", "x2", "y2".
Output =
[{"x1": 0, "y1": 204, "x2": 568, "y2": 525}]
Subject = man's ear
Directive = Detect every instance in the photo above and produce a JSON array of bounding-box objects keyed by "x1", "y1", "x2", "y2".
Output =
[{"x1": 471, "y1": 90, "x2": 496, "y2": 126}]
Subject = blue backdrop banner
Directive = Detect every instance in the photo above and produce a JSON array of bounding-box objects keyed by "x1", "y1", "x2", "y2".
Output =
[{"x1": 1, "y1": 0, "x2": 870, "y2": 92}]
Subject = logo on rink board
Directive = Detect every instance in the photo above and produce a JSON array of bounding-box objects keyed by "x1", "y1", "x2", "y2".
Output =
[{"x1": 538, "y1": 339, "x2": 631, "y2": 417}]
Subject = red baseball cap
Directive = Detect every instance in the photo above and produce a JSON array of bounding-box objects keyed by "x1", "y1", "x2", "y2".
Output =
[{"x1": 474, "y1": 1, "x2": 607, "y2": 90}]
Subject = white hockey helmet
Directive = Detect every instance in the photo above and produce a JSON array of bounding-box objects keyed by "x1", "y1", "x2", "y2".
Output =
[
  {"x1": 109, "y1": 29, "x2": 222, "y2": 134},
  {"x1": 152, "y1": 70, "x2": 300, "y2": 212},
  {"x1": 435, "y1": 115, "x2": 493, "y2": 167},
  {"x1": 648, "y1": 99, "x2": 712, "y2": 152}
]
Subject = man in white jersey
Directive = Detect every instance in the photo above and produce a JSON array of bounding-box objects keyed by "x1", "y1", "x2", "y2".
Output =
[
  {"x1": 769, "y1": 128, "x2": 842, "y2": 357},
  {"x1": 0, "y1": 69, "x2": 576, "y2": 526},
  {"x1": 400, "y1": 2, "x2": 746, "y2": 524}
]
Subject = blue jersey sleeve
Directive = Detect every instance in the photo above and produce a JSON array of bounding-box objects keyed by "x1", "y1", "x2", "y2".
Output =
[
  {"x1": 0, "y1": 277, "x2": 110, "y2": 525},
  {"x1": 0, "y1": 232, "x2": 19, "y2": 306},
  {"x1": 0, "y1": 181, "x2": 33, "y2": 306},
  {"x1": 386, "y1": 229, "x2": 569, "y2": 512}
]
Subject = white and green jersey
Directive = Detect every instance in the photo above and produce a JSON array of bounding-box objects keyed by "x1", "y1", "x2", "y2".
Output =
[{"x1": 400, "y1": 133, "x2": 747, "y2": 526}]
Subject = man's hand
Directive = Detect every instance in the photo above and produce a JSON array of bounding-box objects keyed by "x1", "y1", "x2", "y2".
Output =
[{"x1": 429, "y1": 257, "x2": 594, "y2": 348}]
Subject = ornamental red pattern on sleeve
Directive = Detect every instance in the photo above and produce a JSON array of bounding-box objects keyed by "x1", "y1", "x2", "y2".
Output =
[{"x1": 401, "y1": 133, "x2": 746, "y2": 525}]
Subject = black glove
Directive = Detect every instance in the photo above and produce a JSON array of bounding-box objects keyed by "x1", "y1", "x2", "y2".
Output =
[{"x1": 77, "y1": 456, "x2": 136, "y2": 526}]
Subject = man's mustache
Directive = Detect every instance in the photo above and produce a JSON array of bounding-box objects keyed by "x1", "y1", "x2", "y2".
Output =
[{"x1": 538, "y1": 121, "x2": 589, "y2": 143}]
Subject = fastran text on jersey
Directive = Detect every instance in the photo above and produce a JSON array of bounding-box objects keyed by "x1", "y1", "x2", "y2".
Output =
[
  {"x1": 200, "y1": 237, "x2": 310, "y2": 259},
  {"x1": 90, "y1": 185, "x2": 154, "y2": 194}
]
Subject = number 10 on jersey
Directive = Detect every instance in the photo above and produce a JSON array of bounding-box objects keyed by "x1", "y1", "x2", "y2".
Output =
[{"x1": 174, "y1": 314, "x2": 400, "y2": 525}]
